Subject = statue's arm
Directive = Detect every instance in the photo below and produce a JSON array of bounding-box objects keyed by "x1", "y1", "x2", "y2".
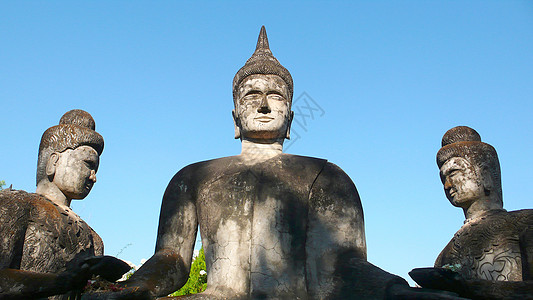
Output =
[
  {"x1": 520, "y1": 224, "x2": 533, "y2": 280},
  {"x1": 0, "y1": 269, "x2": 76, "y2": 299},
  {"x1": 306, "y1": 162, "x2": 408, "y2": 299},
  {"x1": 0, "y1": 197, "x2": 28, "y2": 270},
  {"x1": 90, "y1": 228, "x2": 104, "y2": 256},
  {"x1": 122, "y1": 167, "x2": 199, "y2": 297},
  {"x1": 307, "y1": 162, "x2": 367, "y2": 259}
]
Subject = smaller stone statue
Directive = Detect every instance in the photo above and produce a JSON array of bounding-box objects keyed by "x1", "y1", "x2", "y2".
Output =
[
  {"x1": 410, "y1": 126, "x2": 533, "y2": 299},
  {"x1": 0, "y1": 109, "x2": 129, "y2": 299}
]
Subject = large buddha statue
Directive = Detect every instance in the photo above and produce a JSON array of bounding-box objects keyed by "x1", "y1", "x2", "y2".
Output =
[
  {"x1": 410, "y1": 126, "x2": 533, "y2": 299},
  {"x1": 0, "y1": 109, "x2": 129, "y2": 299},
  {"x1": 89, "y1": 27, "x2": 461, "y2": 300}
]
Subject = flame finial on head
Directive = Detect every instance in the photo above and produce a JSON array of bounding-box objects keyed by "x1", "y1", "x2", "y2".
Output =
[
  {"x1": 233, "y1": 26, "x2": 293, "y2": 102},
  {"x1": 255, "y1": 26, "x2": 271, "y2": 54}
]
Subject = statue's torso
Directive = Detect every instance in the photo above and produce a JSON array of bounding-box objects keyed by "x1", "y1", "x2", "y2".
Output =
[
  {"x1": 190, "y1": 154, "x2": 327, "y2": 298},
  {"x1": 435, "y1": 209, "x2": 533, "y2": 281},
  {"x1": 158, "y1": 153, "x2": 412, "y2": 299},
  {"x1": 0, "y1": 190, "x2": 103, "y2": 279}
]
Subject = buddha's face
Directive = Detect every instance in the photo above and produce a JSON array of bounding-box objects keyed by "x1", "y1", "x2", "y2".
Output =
[
  {"x1": 234, "y1": 74, "x2": 292, "y2": 141},
  {"x1": 440, "y1": 157, "x2": 485, "y2": 208},
  {"x1": 52, "y1": 145, "x2": 99, "y2": 200}
]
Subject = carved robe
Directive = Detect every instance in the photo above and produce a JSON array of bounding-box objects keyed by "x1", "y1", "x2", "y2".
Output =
[
  {"x1": 435, "y1": 209, "x2": 533, "y2": 281},
  {"x1": 0, "y1": 190, "x2": 103, "y2": 299}
]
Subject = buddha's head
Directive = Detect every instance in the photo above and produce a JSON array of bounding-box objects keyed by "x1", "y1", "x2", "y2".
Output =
[
  {"x1": 36, "y1": 109, "x2": 104, "y2": 202},
  {"x1": 436, "y1": 126, "x2": 502, "y2": 209},
  {"x1": 232, "y1": 26, "x2": 294, "y2": 142}
]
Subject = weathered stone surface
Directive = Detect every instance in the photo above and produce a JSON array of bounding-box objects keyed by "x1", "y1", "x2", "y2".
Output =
[
  {"x1": 86, "y1": 27, "x2": 464, "y2": 300},
  {"x1": 0, "y1": 110, "x2": 128, "y2": 299},
  {"x1": 411, "y1": 126, "x2": 533, "y2": 299},
  {"x1": 0, "y1": 190, "x2": 103, "y2": 274},
  {"x1": 436, "y1": 209, "x2": 533, "y2": 281},
  {"x1": 410, "y1": 267, "x2": 533, "y2": 300}
]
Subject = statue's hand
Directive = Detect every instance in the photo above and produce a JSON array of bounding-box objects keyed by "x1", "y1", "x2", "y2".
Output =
[
  {"x1": 388, "y1": 284, "x2": 468, "y2": 300},
  {"x1": 409, "y1": 267, "x2": 468, "y2": 295},
  {"x1": 57, "y1": 256, "x2": 132, "y2": 291},
  {"x1": 410, "y1": 267, "x2": 533, "y2": 299},
  {"x1": 56, "y1": 261, "x2": 92, "y2": 291},
  {"x1": 82, "y1": 256, "x2": 132, "y2": 282}
]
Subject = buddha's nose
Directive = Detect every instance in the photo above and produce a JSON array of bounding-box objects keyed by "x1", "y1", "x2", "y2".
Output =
[
  {"x1": 89, "y1": 170, "x2": 97, "y2": 183},
  {"x1": 257, "y1": 96, "x2": 271, "y2": 114},
  {"x1": 444, "y1": 178, "x2": 451, "y2": 190}
]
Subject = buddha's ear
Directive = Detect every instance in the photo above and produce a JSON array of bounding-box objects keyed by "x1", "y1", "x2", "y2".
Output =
[
  {"x1": 285, "y1": 111, "x2": 294, "y2": 140},
  {"x1": 481, "y1": 166, "x2": 494, "y2": 195},
  {"x1": 46, "y1": 152, "x2": 60, "y2": 179},
  {"x1": 232, "y1": 109, "x2": 241, "y2": 139}
]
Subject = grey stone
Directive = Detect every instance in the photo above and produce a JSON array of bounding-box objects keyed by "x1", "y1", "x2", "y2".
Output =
[
  {"x1": 410, "y1": 126, "x2": 533, "y2": 299},
  {"x1": 0, "y1": 110, "x2": 128, "y2": 299},
  {"x1": 86, "y1": 27, "x2": 462, "y2": 300}
]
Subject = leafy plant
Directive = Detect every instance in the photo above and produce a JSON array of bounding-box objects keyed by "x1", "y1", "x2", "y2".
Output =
[{"x1": 169, "y1": 247, "x2": 207, "y2": 296}]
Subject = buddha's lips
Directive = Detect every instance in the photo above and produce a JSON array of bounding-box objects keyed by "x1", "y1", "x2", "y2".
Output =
[
  {"x1": 85, "y1": 182, "x2": 93, "y2": 190},
  {"x1": 255, "y1": 116, "x2": 274, "y2": 122},
  {"x1": 448, "y1": 189, "x2": 456, "y2": 197}
]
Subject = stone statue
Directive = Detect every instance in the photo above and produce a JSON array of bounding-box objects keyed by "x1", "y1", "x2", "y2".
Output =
[
  {"x1": 0, "y1": 109, "x2": 129, "y2": 299},
  {"x1": 86, "y1": 27, "x2": 463, "y2": 300},
  {"x1": 410, "y1": 126, "x2": 533, "y2": 299}
]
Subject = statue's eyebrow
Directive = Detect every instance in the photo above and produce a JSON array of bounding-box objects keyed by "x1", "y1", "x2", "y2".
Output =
[
  {"x1": 84, "y1": 158, "x2": 96, "y2": 165},
  {"x1": 244, "y1": 89, "x2": 262, "y2": 95},
  {"x1": 440, "y1": 163, "x2": 452, "y2": 175},
  {"x1": 267, "y1": 90, "x2": 283, "y2": 96},
  {"x1": 442, "y1": 164, "x2": 460, "y2": 176}
]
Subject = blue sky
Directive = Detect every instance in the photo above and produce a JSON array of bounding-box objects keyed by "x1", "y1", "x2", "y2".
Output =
[{"x1": 2, "y1": 1, "x2": 532, "y2": 285}]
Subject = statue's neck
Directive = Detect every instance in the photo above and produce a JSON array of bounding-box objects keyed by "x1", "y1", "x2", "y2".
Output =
[
  {"x1": 36, "y1": 180, "x2": 72, "y2": 207},
  {"x1": 240, "y1": 138, "x2": 284, "y2": 163},
  {"x1": 463, "y1": 195, "x2": 503, "y2": 221}
]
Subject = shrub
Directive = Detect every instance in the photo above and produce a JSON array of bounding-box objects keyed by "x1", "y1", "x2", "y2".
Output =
[{"x1": 169, "y1": 247, "x2": 207, "y2": 296}]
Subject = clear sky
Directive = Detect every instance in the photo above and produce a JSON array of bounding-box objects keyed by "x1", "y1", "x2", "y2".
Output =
[{"x1": 2, "y1": 1, "x2": 532, "y2": 285}]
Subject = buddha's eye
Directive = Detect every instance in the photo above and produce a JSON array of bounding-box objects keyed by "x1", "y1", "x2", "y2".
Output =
[
  {"x1": 447, "y1": 169, "x2": 461, "y2": 179},
  {"x1": 84, "y1": 160, "x2": 95, "y2": 169},
  {"x1": 244, "y1": 95, "x2": 259, "y2": 100},
  {"x1": 268, "y1": 94, "x2": 284, "y2": 101},
  {"x1": 242, "y1": 91, "x2": 262, "y2": 101}
]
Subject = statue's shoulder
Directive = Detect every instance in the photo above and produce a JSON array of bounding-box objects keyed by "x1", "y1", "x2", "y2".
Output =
[
  {"x1": 507, "y1": 209, "x2": 533, "y2": 226},
  {"x1": 508, "y1": 209, "x2": 533, "y2": 217},
  {"x1": 175, "y1": 156, "x2": 240, "y2": 173},
  {"x1": 280, "y1": 153, "x2": 328, "y2": 167},
  {"x1": 168, "y1": 156, "x2": 243, "y2": 185},
  {"x1": 477, "y1": 209, "x2": 533, "y2": 230},
  {"x1": 0, "y1": 190, "x2": 58, "y2": 231},
  {"x1": 284, "y1": 154, "x2": 354, "y2": 171},
  {"x1": 185, "y1": 156, "x2": 242, "y2": 170},
  {"x1": 285, "y1": 154, "x2": 356, "y2": 179},
  {"x1": 283, "y1": 154, "x2": 353, "y2": 179},
  {"x1": 0, "y1": 189, "x2": 52, "y2": 212}
]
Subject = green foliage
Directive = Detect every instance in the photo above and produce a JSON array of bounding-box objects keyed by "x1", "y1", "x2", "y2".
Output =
[
  {"x1": 0, "y1": 180, "x2": 5, "y2": 190},
  {"x1": 169, "y1": 247, "x2": 207, "y2": 296}
]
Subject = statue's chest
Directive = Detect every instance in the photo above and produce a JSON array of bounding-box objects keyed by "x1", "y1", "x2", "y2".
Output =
[
  {"x1": 197, "y1": 164, "x2": 315, "y2": 296},
  {"x1": 442, "y1": 217, "x2": 523, "y2": 281},
  {"x1": 198, "y1": 167, "x2": 310, "y2": 237},
  {"x1": 21, "y1": 206, "x2": 97, "y2": 273}
]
